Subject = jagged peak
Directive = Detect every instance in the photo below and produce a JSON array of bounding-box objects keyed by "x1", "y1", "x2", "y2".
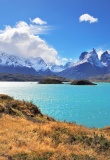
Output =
[
  {"x1": 79, "y1": 48, "x2": 97, "y2": 61},
  {"x1": 101, "y1": 51, "x2": 109, "y2": 56},
  {"x1": 92, "y1": 48, "x2": 96, "y2": 53},
  {"x1": 75, "y1": 49, "x2": 104, "y2": 68},
  {"x1": 79, "y1": 51, "x2": 88, "y2": 60},
  {"x1": 100, "y1": 51, "x2": 110, "y2": 66}
]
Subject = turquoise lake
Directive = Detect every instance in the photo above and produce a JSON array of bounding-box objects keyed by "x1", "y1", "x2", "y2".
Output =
[{"x1": 0, "y1": 82, "x2": 109, "y2": 128}]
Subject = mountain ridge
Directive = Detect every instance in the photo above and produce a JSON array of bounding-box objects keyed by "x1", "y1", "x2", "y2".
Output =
[
  {"x1": 0, "y1": 51, "x2": 54, "y2": 76},
  {"x1": 0, "y1": 49, "x2": 110, "y2": 79},
  {"x1": 58, "y1": 49, "x2": 110, "y2": 79}
]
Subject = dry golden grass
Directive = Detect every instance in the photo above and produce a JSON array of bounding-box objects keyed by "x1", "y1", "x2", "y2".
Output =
[{"x1": 0, "y1": 94, "x2": 110, "y2": 160}]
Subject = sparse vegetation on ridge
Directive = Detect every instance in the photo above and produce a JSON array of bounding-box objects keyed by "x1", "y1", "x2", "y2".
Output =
[{"x1": 0, "y1": 94, "x2": 110, "y2": 160}]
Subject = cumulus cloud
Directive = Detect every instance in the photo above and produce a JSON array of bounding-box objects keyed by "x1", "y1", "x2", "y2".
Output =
[
  {"x1": 79, "y1": 13, "x2": 98, "y2": 23},
  {"x1": 30, "y1": 17, "x2": 47, "y2": 25},
  {"x1": 0, "y1": 18, "x2": 61, "y2": 64}
]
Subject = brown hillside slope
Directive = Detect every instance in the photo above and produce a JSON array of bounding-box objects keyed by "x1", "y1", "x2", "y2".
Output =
[{"x1": 0, "y1": 94, "x2": 110, "y2": 160}]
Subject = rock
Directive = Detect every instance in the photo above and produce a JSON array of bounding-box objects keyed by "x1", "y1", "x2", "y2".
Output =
[{"x1": 71, "y1": 80, "x2": 97, "y2": 85}]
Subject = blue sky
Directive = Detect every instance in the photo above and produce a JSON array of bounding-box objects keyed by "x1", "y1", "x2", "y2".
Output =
[{"x1": 0, "y1": 0, "x2": 110, "y2": 64}]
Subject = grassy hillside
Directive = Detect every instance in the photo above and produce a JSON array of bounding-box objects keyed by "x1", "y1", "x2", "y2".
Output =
[{"x1": 0, "y1": 94, "x2": 110, "y2": 160}]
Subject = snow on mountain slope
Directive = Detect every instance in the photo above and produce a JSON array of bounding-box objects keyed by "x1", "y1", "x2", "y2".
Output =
[
  {"x1": 49, "y1": 64, "x2": 64, "y2": 72},
  {"x1": 0, "y1": 52, "x2": 48, "y2": 72},
  {"x1": 74, "y1": 48, "x2": 104, "y2": 68},
  {"x1": 100, "y1": 51, "x2": 110, "y2": 66},
  {"x1": 0, "y1": 52, "x2": 25, "y2": 67},
  {"x1": 48, "y1": 61, "x2": 75, "y2": 72},
  {"x1": 57, "y1": 49, "x2": 107, "y2": 79},
  {"x1": 0, "y1": 49, "x2": 108, "y2": 78},
  {"x1": 64, "y1": 61, "x2": 75, "y2": 68},
  {"x1": 25, "y1": 57, "x2": 48, "y2": 71}
]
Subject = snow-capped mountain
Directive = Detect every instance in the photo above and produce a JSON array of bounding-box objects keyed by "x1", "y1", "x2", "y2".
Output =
[
  {"x1": 0, "y1": 49, "x2": 110, "y2": 79},
  {"x1": 48, "y1": 64, "x2": 64, "y2": 72},
  {"x1": 0, "y1": 52, "x2": 53, "y2": 76},
  {"x1": 25, "y1": 57, "x2": 48, "y2": 71},
  {"x1": 48, "y1": 61, "x2": 74, "y2": 72},
  {"x1": 0, "y1": 52, "x2": 48, "y2": 71},
  {"x1": 100, "y1": 51, "x2": 110, "y2": 66},
  {"x1": 58, "y1": 49, "x2": 107, "y2": 79},
  {"x1": 0, "y1": 52, "x2": 24, "y2": 67},
  {"x1": 75, "y1": 48, "x2": 104, "y2": 68},
  {"x1": 64, "y1": 61, "x2": 75, "y2": 69}
]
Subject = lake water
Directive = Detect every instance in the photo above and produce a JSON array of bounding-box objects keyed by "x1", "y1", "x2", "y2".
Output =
[{"x1": 0, "y1": 82, "x2": 109, "y2": 128}]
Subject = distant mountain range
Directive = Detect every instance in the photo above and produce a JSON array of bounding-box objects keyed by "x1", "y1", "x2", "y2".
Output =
[
  {"x1": 0, "y1": 51, "x2": 74, "y2": 76},
  {"x1": 0, "y1": 52, "x2": 53, "y2": 76},
  {"x1": 58, "y1": 49, "x2": 110, "y2": 79},
  {"x1": 0, "y1": 49, "x2": 110, "y2": 79}
]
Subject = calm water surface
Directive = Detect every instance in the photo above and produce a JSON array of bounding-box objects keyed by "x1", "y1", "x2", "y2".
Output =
[{"x1": 0, "y1": 82, "x2": 109, "y2": 128}]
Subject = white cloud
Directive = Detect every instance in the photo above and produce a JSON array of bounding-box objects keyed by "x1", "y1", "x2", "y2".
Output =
[
  {"x1": 62, "y1": 58, "x2": 68, "y2": 61},
  {"x1": 79, "y1": 13, "x2": 98, "y2": 23},
  {"x1": 0, "y1": 19, "x2": 61, "y2": 64},
  {"x1": 30, "y1": 17, "x2": 47, "y2": 25}
]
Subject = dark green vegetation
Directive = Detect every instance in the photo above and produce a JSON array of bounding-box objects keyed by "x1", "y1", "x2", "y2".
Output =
[
  {"x1": 38, "y1": 78, "x2": 63, "y2": 84},
  {"x1": 0, "y1": 94, "x2": 110, "y2": 160},
  {"x1": 71, "y1": 80, "x2": 97, "y2": 85}
]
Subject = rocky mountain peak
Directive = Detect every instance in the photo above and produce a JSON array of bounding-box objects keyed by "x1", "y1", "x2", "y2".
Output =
[
  {"x1": 78, "y1": 48, "x2": 103, "y2": 67},
  {"x1": 79, "y1": 51, "x2": 88, "y2": 61},
  {"x1": 100, "y1": 51, "x2": 110, "y2": 66}
]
